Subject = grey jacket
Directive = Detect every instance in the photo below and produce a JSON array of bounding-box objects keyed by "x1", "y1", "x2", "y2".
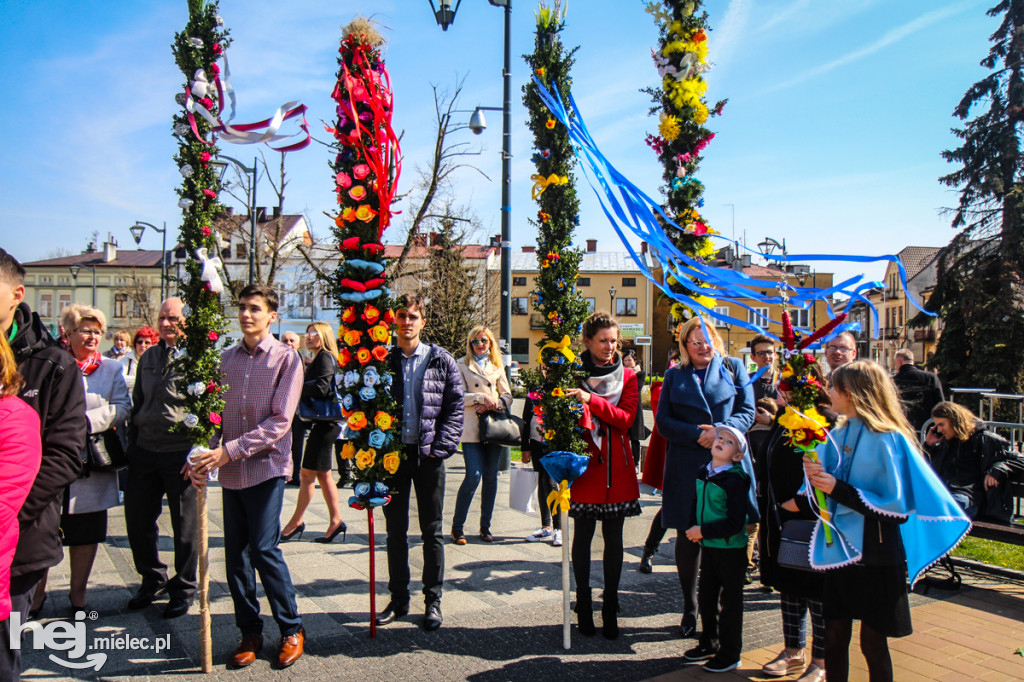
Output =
[{"x1": 127, "y1": 340, "x2": 193, "y2": 454}]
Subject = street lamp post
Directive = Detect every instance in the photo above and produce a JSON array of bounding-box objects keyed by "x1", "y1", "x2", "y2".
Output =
[
  {"x1": 210, "y1": 154, "x2": 259, "y2": 284},
  {"x1": 430, "y1": 0, "x2": 513, "y2": 381},
  {"x1": 69, "y1": 263, "x2": 98, "y2": 307},
  {"x1": 609, "y1": 285, "x2": 617, "y2": 315},
  {"x1": 130, "y1": 221, "x2": 168, "y2": 301}
]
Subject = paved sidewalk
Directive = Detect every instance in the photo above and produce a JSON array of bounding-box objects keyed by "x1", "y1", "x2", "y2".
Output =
[{"x1": 19, "y1": 439, "x2": 1024, "y2": 680}]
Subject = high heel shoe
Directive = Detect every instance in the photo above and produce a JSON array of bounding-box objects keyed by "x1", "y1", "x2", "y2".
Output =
[
  {"x1": 314, "y1": 522, "x2": 347, "y2": 544},
  {"x1": 575, "y1": 589, "x2": 595, "y2": 636},
  {"x1": 280, "y1": 523, "x2": 305, "y2": 542},
  {"x1": 602, "y1": 592, "x2": 620, "y2": 640}
]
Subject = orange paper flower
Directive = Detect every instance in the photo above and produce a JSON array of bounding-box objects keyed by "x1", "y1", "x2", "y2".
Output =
[
  {"x1": 339, "y1": 348, "x2": 352, "y2": 366},
  {"x1": 355, "y1": 205, "x2": 376, "y2": 222},
  {"x1": 371, "y1": 345, "x2": 389, "y2": 362},
  {"x1": 347, "y1": 412, "x2": 368, "y2": 430},
  {"x1": 368, "y1": 325, "x2": 389, "y2": 343},
  {"x1": 362, "y1": 305, "x2": 380, "y2": 324},
  {"x1": 342, "y1": 307, "x2": 357, "y2": 323},
  {"x1": 383, "y1": 451, "x2": 400, "y2": 474},
  {"x1": 375, "y1": 411, "x2": 394, "y2": 430},
  {"x1": 356, "y1": 348, "x2": 372, "y2": 365},
  {"x1": 343, "y1": 330, "x2": 363, "y2": 347},
  {"x1": 340, "y1": 442, "x2": 356, "y2": 460},
  {"x1": 355, "y1": 447, "x2": 376, "y2": 470}
]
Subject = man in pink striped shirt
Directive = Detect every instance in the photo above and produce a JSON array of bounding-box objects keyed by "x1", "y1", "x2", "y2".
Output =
[{"x1": 189, "y1": 284, "x2": 305, "y2": 669}]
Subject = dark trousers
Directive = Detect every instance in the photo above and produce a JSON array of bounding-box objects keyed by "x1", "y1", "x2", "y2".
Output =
[
  {"x1": 697, "y1": 546, "x2": 747, "y2": 661},
  {"x1": 0, "y1": 570, "x2": 44, "y2": 682},
  {"x1": 222, "y1": 477, "x2": 302, "y2": 637},
  {"x1": 125, "y1": 445, "x2": 198, "y2": 598},
  {"x1": 530, "y1": 450, "x2": 559, "y2": 530},
  {"x1": 383, "y1": 447, "x2": 446, "y2": 605},
  {"x1": 644, "y1": 508, "x2": 668, "y2": 553},
  {"x1": 676, "y1": 531, "x2": 701, "y2": 618},
  {"x1": 290, "y1": 419, "x2": 307, "y2": 482}
]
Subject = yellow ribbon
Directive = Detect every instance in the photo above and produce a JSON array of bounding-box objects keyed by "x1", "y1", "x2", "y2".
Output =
[
  {"x1": 547, "y1": 480, "x2": 571, "y2": 515},
  {"x1": 536, "y1": 335, "x2": 576, "y2": 366},
  {"x1": 530, "y1": 173, "x2": 568, "y2": 200}
]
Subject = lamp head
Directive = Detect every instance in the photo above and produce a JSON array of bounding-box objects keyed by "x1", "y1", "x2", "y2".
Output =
[
  {"x1": 430, "y1": 0, "x2": 461, "y2": 30},
  {"x1": 468, "y1": 108, "x2": 487, "y2": 134},
  {"x1": 129, "y1": 223, "x2": 145, "y2": 245},
  {"x1": 69, "y1": 264, "x2": 81, "y2": 280}
]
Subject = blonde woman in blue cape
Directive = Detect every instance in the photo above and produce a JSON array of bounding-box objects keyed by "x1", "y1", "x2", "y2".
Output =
[{"x1": 784, "y1": 361, "x2": 969, "y2": 682}]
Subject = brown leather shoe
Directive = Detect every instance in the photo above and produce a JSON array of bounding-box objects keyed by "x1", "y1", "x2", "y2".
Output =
[
  {"x1": 277, "y1": 627, "x2": 304, "y2": 668},
  {"x1": 230, "y1": 634, "x2": 263, "y2": 668}
]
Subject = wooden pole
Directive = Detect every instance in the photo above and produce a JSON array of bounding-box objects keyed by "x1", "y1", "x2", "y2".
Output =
[
  {"x1": 197, "y1": 485, "x2": 212, "y2": 672},
  {"x1": 368, "y1": 508, "x2": 377, "y2": 639},
  {"x1": 561, "y1": 507, "x2": 570, "y2": 650}
]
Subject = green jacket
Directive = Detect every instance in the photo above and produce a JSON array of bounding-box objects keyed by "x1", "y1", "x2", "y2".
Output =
[{"x1": 693, "y1": 463, "x2": 750, "y2": 549}]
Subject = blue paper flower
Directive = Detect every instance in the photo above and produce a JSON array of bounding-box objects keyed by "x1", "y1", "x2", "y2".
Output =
[
  {"x1": 367, "y1": 429, "x2": 387, "y2": 448},
  {"x1": 381, "y1": 373, "x2": 393, "y2": 387},
  {"x1": 359, "y1": 386, "x2": 377, "y2": 402},
  {"x1": 343, "y1": 370, "x2": 361, "y2": 388},
  {"x1": 363, "y1": 366, "x2": 380, "y2": 387},
  {"x1": 342, "y1": 394, "x2": 355, "y2": 411}
]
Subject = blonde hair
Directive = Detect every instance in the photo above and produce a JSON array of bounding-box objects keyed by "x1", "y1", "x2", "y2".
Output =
[
  {"x1": 830, "y1": 360, "x2": 918, "y2": 446},
  {"x1": 465, "y1": 326, "x2": 501, "y2": 366},
  {"x1": 930, "y1": 401, "x2": 978, "y2": 441},
  {"x1": 676, "y1": 316, "x2": 724, "y2": 367},
  {"x1": 60, "y1": 304, "x2": 106, "y2": 335},
  {"x1": 0, "y1": 332, "x2": 23, "y2": 397},
  {"x1": 112, "y1": 330, "x2": 131, "y2": 345},
  {"x1": 307, "y1": 322, "x2": 339, "y2": 357}
]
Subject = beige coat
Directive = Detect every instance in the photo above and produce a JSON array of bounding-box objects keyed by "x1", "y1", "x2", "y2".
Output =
[{"x1": 457, "y1": 357, "x2": 513, "y2": 443}]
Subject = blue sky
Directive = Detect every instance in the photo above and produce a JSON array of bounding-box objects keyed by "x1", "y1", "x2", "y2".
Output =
[{"x1": 0, "y1": 0, "x2": 997, "y2": 289}]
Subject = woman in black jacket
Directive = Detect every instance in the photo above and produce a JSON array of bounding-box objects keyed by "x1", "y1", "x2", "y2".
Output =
[{"x1": 280, "y1": 323, "x2": 346, "y2": 543}]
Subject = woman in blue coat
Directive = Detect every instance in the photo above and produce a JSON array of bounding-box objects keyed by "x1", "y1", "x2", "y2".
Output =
[{"x1": 655, "y1": 316, "x2": 755, "y2": 637}]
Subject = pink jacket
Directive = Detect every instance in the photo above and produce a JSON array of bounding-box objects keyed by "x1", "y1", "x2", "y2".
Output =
[{"x1": 0, "y1": 395, "x2": 42, "y2": 620}]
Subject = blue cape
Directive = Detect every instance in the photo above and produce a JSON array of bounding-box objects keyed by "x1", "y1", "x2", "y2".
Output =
[{"x1": 807, "y1": 418, "x2": 970, "y2": 585}]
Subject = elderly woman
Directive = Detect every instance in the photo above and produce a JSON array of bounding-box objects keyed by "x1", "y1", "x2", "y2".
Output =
[
  {"x1": 104, "y1": 330, "x2": 132, "y2": 361},
  {"x1": 925, "y1": 401, "x2": 1024, "y2": 522},
  {"x1": 655, "y1": 316, "x2": 755, "y2": 638},
  {"x1": 451, "y1": 326, "x2": 513, "y2": 544},
  {"x1": 31, "y1": 304, "x2": 130, "y2": 615}
]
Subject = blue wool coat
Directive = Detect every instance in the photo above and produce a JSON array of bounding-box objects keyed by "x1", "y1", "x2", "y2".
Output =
[
  {"x1": 655, "y1": 355, "x2": 755, "y2": 529},
  {"x1": 389, "y1": 343, "x2": 465, "y2": 459}
]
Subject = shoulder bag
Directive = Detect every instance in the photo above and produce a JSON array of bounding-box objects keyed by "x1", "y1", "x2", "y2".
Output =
[
  {"x1": 298, "y1": 373, "x2": 344, "y2": 422},
  {"x1": 767, "y1": 445, "x2": 815, "y2": 572},
  {"x1": 479, "y1": 406, "x2": 523, "y2": 447},
  {"x1": 87, "y1": 429, "x2": 129, "y2": 473}
]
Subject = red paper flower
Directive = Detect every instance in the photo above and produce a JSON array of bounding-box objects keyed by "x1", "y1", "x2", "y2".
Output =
[
  {"x1": 202, "y1": 226, "x2": 211, "y2": 237},
  {"x1": 202, "y1": 189, "x2": 217, "y2": 199},
  {"x1": 198, "y1": 97, "x2": 213, "y2": 110},
  {"x1": 381, "y1": 309, "x2": 395, "y2": 325},
  {"x1": 199, "y1": 151, "x2": 211, "y2": 166},
  {"x1": 206, "y1": 381, "x2": 219, "y2": 394},
  {"x1": 339, "y1": 347, "x2": 352, "y2": 366},
  {"x1": 342, "y1": 306, "x2": 357, "y2": 323},
  {"x1": 356, "y1": 348, "x2": 372, "y2": 365},
  {"x1": 209, "y1": 412, "x2": 222, "y2": 425},
  {"x1": 371, "y1": 345, "x2": 388, "y2": 362},
  {"x1": 212, "y1": 43, "x2": 222, "y2": 55},
  {"x1": 362, "y1": 305, "x2": 380, "y2": 324},
  {"x1": 210, "y1": 63, "x2": 220, "y2": 76},
  {"x1": 780, "y1": 311, "x2": 796, "y2": 351},
  {"x1": 208, "y1": 331, "x2": 219, "y2": 341}
]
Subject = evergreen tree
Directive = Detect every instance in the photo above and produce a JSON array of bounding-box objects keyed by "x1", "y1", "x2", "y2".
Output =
[
  {"x1": 930, "y1": 0, "x2": 1024, "y2": 398},
  {"x1": 421, "y1": 217, "x2": 476, "y2": 356}
]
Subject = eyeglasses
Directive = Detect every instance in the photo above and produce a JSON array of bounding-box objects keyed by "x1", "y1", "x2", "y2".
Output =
[
  {"x1": 825, "y1": 345, "x2": 854, "y2": 354},
  {"x1": 305, "y1": 331, "x2": 319, "y2": 337},
  {"x1": 470, "y1": 339, "x2": 489, "y2": 346},
  {"x1": 687, "y1": 340, "x2": 711, "y2": 349},
  {"x1": 753, "y1": 350, "x2": 775, "y2": 358},
  {"x1": 75, "y1": 329, "x2": 103, "y2": 337}
]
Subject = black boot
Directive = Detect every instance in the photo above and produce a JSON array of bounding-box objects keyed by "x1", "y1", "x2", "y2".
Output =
[
  {"x1": 602, "y1": 592, "x2": 619, "y2": 640},
  {"x1": 639, "y1": 548, "x2": 655, "y2": 574},
  {"x1": 575, "y1": 589, "x2": 595, "y2": 636}
]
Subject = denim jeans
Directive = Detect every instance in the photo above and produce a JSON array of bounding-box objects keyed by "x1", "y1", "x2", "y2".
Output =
[
  {"x1": 222, "y1": 477, "x2": 302, "y2": 637},
  {"x1": 451, "y1": 442, "x2": 503, "y2": 534}
]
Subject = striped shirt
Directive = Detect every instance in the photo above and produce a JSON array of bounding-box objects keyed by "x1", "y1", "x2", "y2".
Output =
[{"x1": 214, "y1": 335, "x2": 303, "y2": 490}]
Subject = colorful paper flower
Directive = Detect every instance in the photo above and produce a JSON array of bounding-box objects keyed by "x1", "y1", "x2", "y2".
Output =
[
  {"x1": 355, "y1": 447, "x2": 376, "y2": 470},
  {"x1": 342, "y1": 307, "x2": 357, "y2": 323},
  {"x1": 545, "y1": 118, "x2": 556, "y2": 129},
  {"x1": 353, "y1": 164, "x2": 371, "y2": 180},
  {"x1": 339, "y1": 348, "x2": 352, "y2": 366},
  {"x1": 341, "y1": 442, "x2": 356, "y2": 460},
  {"x1": 349, "y1": 185, "x2": 367, "y2": 201},
  {"x1": 383, "y1": 451, "x2": 400, "y2": 474},
  {"x1": 355, "y1": 205, "x2": 376, "y2": 222},
  {"x1": 371, "y1": 345, "x2": 389, "y2": 362},
  {"x1": 362, "y1": 367, "x2": 380, "y2": 387},
  {"x1": 551, "y1": 387, "x2": 565, "y2": 397},
  {"x1": 356, "y1": 348, "x2": 372, "y2": 365},
  {"x1": 362, "y1": 305, "x2": 380, "y2": 324},
  {"x1": 209, "y1": 412, "x2": 222, "y2": 425},
  {"x1": 208, "y1": 331, "x2": 219, "y2": 341},
  {"x1": 336, "y1": 172, "x2": 352, "y2": 188},
  {"x1": 368, "y1": 325, "x2": 389, "y2": 343},
  {"x1": 368, "y1": 429, "x2": 387, "y2": 448},
  {"x1": 375, "y1": 411, "x2": 394, "y2": 430},
  {"x1": 348, "y1": 412, "x2": 368, "y2": 430},
  {"x1": 343, "y1": 330, "x2": 363, "y2": 346}
]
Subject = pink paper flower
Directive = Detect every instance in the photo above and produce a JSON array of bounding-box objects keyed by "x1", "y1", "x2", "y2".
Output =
[
  {"x1": 209, "y1": 63, "x2": 220, "y2": 76},
  {"x1": 203, "y1": 189, "x2": 217, "y2": 199},
  {"x1": 212, "y1": 43, "x2": 222, "y2": 55},
  {"x1": 208, "y1": 331, "x2": 219, "y2": 341},
  {"x1": 209, "y1": 412, "x2": 222, "y2": 425},
  {"x1": 202, "y1": 226, "x2": 211, "y2": 236},
  {"x1": 353, "y1": 164, "x2": 371, "y2": 180},
  {"x1": 336, "y1": 172, "x2": 352, "y2": 188}
]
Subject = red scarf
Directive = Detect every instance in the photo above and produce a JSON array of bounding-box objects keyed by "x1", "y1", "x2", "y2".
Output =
[{"x1": 77, "y1": 350, "x2": 103, "y2": 376}]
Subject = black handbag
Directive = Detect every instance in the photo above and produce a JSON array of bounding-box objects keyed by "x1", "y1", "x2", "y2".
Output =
[
  {"x1": 776, "y1": 519, "x2": 816, "y2": 571},
  {"x1": 479, "y1": 407, "x2": 523, "y2": 447},
  {"x1": 86, "y1": 429, "x2": 129, "y2": 473},
  {"x1": 298, "y1": 373, "x2": 344, "y2": 422}
]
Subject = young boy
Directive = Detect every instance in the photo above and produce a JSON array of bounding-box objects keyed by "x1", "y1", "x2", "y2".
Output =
[{"x1": 683, "y1": 425, "x2": 753, "y2": 673}]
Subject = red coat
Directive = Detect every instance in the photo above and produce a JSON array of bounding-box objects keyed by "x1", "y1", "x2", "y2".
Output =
[
  {"x1": 0, "y1": 396, "x2": 42, "y2": 620},
  {"x1": 572, "y1": 369, "x2": 640, "y2": 505},
  {"x1": 640, "y1": 381, "x2": 667, "y2": 489}
]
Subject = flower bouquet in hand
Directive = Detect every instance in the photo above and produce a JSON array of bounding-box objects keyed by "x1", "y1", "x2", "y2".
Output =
[{"x1": 776, "y1": 310, "x2": 846, "y2": 545}]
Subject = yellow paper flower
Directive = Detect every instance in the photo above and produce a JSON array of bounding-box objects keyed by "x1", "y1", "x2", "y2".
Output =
[
  {"x1": 544, "y1": 429, "x2": 556, "y2": 440},
  {"x1": 383, "y1": 451, "x2": 400, "y2": 475},
  {"x1": 368, "y1": 325, "x2": 389, "y2": 343},
  {"x1": 659, "y1": 114, "x2": 682, "y2": 142},
  {"x1": 348, "y1": 411, "x2": 368, "y2": 430},
  {"x1": 545, "y1": 118, "x2": 556, "y2": 129},
  {"x1": 341, "y1": 206, "x2": 356, "y2": 222},
  {"x1": 778, "y1": 406, "x2": 827, "y2": 433},
  {"x1": 355, "y1": 448, "x2": 376, "y2": 471},
  {"x1": 355, "y1": 205, "x2": 375, "y2": 222},
  {"x1": 781, "y1": 365, "x2": 795, "y2": 379},
  {"x1": 375, "y1": 411, "x2": 393, "y2": 430},
  {"x1": 551, "y1": 387, "x2": 565, "y2": 397},
  {"x1": 343, "y1": 329, "x2": 363, "y2": 346},
  {"x1": 341, "y1": 442, "x2": 356, "y2": 460}
]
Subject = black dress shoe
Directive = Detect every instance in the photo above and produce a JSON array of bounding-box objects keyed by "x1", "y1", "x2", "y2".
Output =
[
  {"x1": 127, "y1": 584, "x2": 166, "y2": 611},
  {"x1": 163, "y1": 596, "x2": 193, "y2": 619},
  {"x1": 680, "y1": 612, "x2": 697, "y2": 638},
  {"x1": 375, "y1": 601, "x2": 409, "y2": 626},
  {"x1": 639, "y1": 549, "x2": 655, "y2": 574},
  {"x1": 423, "y1": 601, "x2": 443, "y2": 631}
]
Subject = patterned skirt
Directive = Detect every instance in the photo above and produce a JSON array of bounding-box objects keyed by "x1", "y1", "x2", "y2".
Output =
[{"x1": 568, "y1": 499, "x2": 642, "y2": 520}]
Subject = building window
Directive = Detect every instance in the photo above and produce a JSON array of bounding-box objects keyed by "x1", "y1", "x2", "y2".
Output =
[
  {"x1": 39, "y1": 294, "x2": 53, "y2": 318},
  {"x1": 585, "y1": 298, "x2": 596, "y2": 313},
  {"x1": 236, "y1": 243, "x2": 247, "y2": 259},
  {"x1": 615, "y1": 298, "x2": 638, "y2": 317},
  {"x1": 885, "y1": 308, "x2": 891, "y2": 330},
  {"x1": 512, "y1": 276, "x2": 527, "y2": 287},
  {"x1": 578, "y1": 277, "x2": 591, "y2": 287},
  {"x1": 511, "y1": 337, "x2": 530, "y2": 363},
  {"x1": 792, "y1": 308, "x2": 810, "y2": 328},
  {"x1": 278, "y1": 292, "x2": 287, "y2": 309},
  {"x1": 713, "y1": 306, "x2": 730, "y2": 326},
  {"x1": 511, "y1": 297, "x2": 529, "y2": 315},
  {"x1": 621, "y1": 277, "x2": 636, "y2": 287},
  {"x1": 114, "y1": 294, "x2": 128, "y2": 319},
  {"x1": 748, "y1": 307, "x2": 770, "y2": 326},
  {"x1": 39, "y1": 275, "x2": 53, "y2": 284},
  {"x1": 58, "y1": 294, "x2": 71, "y2": 315}
]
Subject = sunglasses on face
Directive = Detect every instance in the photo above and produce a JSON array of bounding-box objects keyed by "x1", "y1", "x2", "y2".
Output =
[{"x1": 470, "y1": 339, "x2": 488, "y2": 346}]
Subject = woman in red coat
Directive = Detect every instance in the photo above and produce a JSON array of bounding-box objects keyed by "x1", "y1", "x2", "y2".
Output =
[
  {"x1": 565, "y1": 312, "x2": 640, "y2": 640},
  {"x1": 0, "y1": 333, "x2": 42, "y2": 622}
]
